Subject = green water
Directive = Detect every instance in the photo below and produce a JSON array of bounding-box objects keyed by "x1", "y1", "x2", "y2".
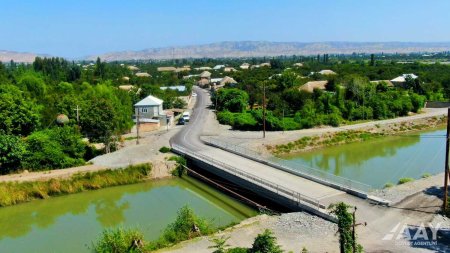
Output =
[
  {"x1": 279, "y1": 127, "x2": 446, "y2": 189},
  {"x1": 0, "y1": 177, "x2": 256, "y2": 253}
]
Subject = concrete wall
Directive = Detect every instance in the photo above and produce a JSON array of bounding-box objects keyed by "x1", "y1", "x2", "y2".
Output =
[
  {"x1": 140, "y1": 122, "x2": 160, "y2": 132},
  {"x1": 425, "y1": 101, "x2": 450, "y2": 108}
]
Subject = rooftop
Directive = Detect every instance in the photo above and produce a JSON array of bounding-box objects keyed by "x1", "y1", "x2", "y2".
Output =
[{"x1": 135, "y1": 95, "x2": 163, "y2": 107}]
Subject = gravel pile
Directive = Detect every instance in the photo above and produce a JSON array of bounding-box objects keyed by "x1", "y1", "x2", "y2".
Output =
[
  {"x1": 270, "y1": 212, "x2": 337, "y2": 238},
  {"x1": 371, "y1": 173, "x2": 443, "y2": 205}
]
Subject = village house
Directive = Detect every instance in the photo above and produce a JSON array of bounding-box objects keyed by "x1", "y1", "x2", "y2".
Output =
[
  {"x1": 127, "y1": 65, "x2": 140, "y2": 71},
  {"x1": 159, "y1": 85, "x2": 186, "y2": 92},
  {"x1": 224, "y1": 67, "x2": 237, "y2": 72},
  {"x1": 194, "y1": 66, "x2": 212, "y2": 71},
  {"x1": 135, "y1": 72, "x2": 151, "y2": 77},
  {"x1": 390, "y1": 74, "x2": 418, "y2": 87},
  {"x1": 134, "y1": 95, "x2": 173, "y2": 132},
  {"x1": 318, "y1": 69, "x2": 337, "y2": 75},
  {"x1": 299, "y1": 80, "x2": 328, "y2": 93},
  {"x1": 370, "y1": 80, "x2": 394, "y2": 88},
  {"x1": 157, "y1": 66, "x2": 177, "y2": 72},
  {"x1": 175, "y1": 66, "x2": 191, "y2": 72},
  {"x1": 213, "y1": 64, "x2": 225, "y2": 70},
  {"x1": 240, "y1": 63, "x2": 250, "y2": 69}
]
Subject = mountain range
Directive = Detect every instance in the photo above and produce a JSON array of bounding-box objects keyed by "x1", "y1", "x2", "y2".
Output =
[
  {"x1": 88, "y1": 41, "x2": 450, "y2": 61},
  {"x1": 3, "y1": 41, "x2": 450, "y2": 62}
]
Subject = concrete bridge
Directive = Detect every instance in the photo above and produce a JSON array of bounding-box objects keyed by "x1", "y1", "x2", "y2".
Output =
[{"x1": 170, "y1": 87, "x2": 386, "y2": 221}]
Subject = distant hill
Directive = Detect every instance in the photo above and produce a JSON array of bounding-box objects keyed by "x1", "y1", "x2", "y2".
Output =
[
  {"x1": 88, "y1": 41, "x2": 450, "y2": 61},
  {"x1": 0, "y1": 50, "x2": 50, "y2": 63}
]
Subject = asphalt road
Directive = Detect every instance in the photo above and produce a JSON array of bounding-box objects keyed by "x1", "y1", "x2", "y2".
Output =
[{"x1": 170, "y1": 86, "x2": 212, "y2": 151}]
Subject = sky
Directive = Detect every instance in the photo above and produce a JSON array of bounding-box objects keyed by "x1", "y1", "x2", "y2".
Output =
[{"x1": 1, "y1": 0, "x2": 450, "y2": 58}]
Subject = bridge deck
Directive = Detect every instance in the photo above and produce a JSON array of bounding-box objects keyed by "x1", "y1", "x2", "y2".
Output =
[{"x1": 198, "y1": 147, "x2": 356, "y2": 207}]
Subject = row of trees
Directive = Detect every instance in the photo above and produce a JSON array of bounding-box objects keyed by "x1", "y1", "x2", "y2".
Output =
[{"x1": 214, "y1": 72, "x2": 427, "y2": 131}]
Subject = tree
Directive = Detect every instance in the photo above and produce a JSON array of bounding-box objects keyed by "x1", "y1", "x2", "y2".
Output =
[
  {"x1": 0, "y1": 134, "x2": 26, "y2": 173},
  {"x1": 215, "y1": 88, "x2": 249, "y2": 113},
  {"x1": 0, "y1": 85, "x2": 41, "y2": 136},
  {"x1": 329, "y1": 202, "x2": 363, "y2": 253},
  {"x1": 370, "y1": 54, "x2": 375, "y2": 66},
  {"x1": 80, "y1": 98, "x2": 115, "y2": 145},
  {"x1": 250, "y1": 229, "x2": 283, "y2": 253},
  {"x1": 22, "y1": 128, "x2": 85, "y2": 170}
]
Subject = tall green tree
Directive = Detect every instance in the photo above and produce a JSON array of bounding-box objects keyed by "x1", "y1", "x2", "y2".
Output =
[{"x1": 0, "y1": 85, "x2": 41, "y2": 136}]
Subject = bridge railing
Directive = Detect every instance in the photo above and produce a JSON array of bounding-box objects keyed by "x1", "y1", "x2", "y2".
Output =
[
  {"x1": 204, "y1": 137, "x2": 372, "y2": 194},
  {"x1": 171, "y1": 144, "x2": 325, "y2": 210}
]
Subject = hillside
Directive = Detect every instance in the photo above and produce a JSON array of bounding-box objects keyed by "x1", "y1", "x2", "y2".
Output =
[
  {"x1": 88, "y1": 41, "x2": 450, "y2": 61},
  {"x1": 0, "y1": 50, "x2": 49, "y2": 63}
]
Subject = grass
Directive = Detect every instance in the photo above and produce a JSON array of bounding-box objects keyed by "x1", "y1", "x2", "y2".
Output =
[
  {"x1": 398, "y1": 177, "x2": 414, "y2": 185},
  {"x1": 383, "y1": 182, "x2": 394, "y2": 189},
  {"x1": 270, "y1": 130, "x2": 385, "y2": 155},
  {"x1": 421, "y1": 173, "x2": 432, "y2": 178},
  {"x1": 0, "y1": 164, "x2": 151, "y2": 207},
  {"x1": 159, "y1": 146, "x2": 172, "y2": 153}
]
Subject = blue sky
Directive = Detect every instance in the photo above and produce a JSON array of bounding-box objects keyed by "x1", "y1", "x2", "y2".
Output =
[{"x1": 1, "y1": 0, "x2": 449, "y2": 58}]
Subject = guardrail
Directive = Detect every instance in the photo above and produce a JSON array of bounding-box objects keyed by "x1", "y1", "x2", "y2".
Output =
[
  {"x1": 171, "y1": 144, "x2": 325, "y2": 210},
  {"x1": 204, "y1": 137, "x2": 372, "y2": 194}
]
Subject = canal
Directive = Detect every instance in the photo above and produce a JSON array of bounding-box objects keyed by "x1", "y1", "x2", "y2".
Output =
[
  {"x1": 278, "y1": 127, "x2": 446, "y2": 189},
  {"x1": 0, "y1": 177, "x2": 256, "y2": 253}
]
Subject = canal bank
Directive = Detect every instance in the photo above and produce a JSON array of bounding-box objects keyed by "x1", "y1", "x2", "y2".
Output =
[{"x1": 0, "y1": 176, "x2": 257, "y2": 253}]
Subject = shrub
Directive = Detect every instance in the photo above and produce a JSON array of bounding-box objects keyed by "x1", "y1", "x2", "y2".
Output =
[
  {"x1": 93, "y1": 227, "x2": 144, "y2": 253},
  {"x1": 217, "y1": 111, "x2": 236, "y2": 126},
  {"x1": 383, "y1": 183, "x2": 394, "y2": 189},
  {"x1": 250, "y1": 229, "x2": 283, "y2": 253},
  {"x1": 421, "y1": 173, "x2": 432, "y2": 178},
  {"x1": 0, "y1": 134, "x2": 26, "y2": 174},
  {"x1": 159, "y1": 146, "x2": 171, "y2": 153},
  {"x1": 22, "y1": 126, "x2": 86, "y2": 170},
  {"x1": 169, "y1": 156, "x2": 187, "y2": 177},
  {"x1": 398, "y1": 177, "x2": 414, "y2": 185}
]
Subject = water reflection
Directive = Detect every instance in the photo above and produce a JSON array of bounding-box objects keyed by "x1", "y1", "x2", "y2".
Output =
[{"x1": 280, "y1": 128, "x2": 446, "y2": 188}]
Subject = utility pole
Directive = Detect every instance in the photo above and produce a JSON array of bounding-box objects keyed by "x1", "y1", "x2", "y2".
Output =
[
  {"x1": 443, "y1": 108, "x2": 450, "y2": 212},
  {"x1": 74, "y1": 105, "x2": 81, "y2": 125},
  {"x1": 263, "y1": 82, "x2": 266, "y2": 138},
  {"x1": 352, "y1": 207, "x2": 367, "y2": 253},
  {"x1": 136, "y1": 108, "x2": 140, "y2": 145}
]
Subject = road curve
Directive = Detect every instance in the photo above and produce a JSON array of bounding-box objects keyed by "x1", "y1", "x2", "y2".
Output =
[{"x1": 170, "y1": 86, "x2": 212, "y2": 151}]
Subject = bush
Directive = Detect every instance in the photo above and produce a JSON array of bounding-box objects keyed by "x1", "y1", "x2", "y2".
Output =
[
  {"x1": 421, "y1": 173, "x2": 432, "y2": 178},
  {"x1": 383, "y1": 182, "x2": 394, "y2": 189},
  {"x1": 22, "y1": 126, "x2": 86, "y2": 170},
  {"x1": 233, "y1": 113, "x2": 258, "y2": 130},
  {"x1": 217, "y1": 111, "x2": 236, "y2": 126},
  {"x1": 398, "y1": 177, "x2": 414, "y2": 185},
  {"x1": 0, "y1": 134, "x2": 26, "y2": 174},
  {"x1": 93, "y1": 227, "x2": 144, "y2": 253},
  {"x1": 159, "y1": 146, "x2": 171, "y2": 153},
  {"x1": 250, "y1": 229, "x2": 283, "y2": 253},
  {"x1": 169, "y1": 156, "x2": 187, "y2": 177},
  {"x1": 147, "y1": 205, "x2": 213, "y2": 250}
]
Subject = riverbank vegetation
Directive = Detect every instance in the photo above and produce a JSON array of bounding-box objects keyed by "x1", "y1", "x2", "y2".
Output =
[
  {"x1": 0, "y1": 164, "x2": 151, "y2": 207},
  {"x1": 93, "y1": 206, "x2": 214, "y2": 252},
  {"x1": 269, "y1": 116, "x2": 446, "y2": 155},
  {"x1": 93, "y1": 206, "x2": 285, "y2": 253}
]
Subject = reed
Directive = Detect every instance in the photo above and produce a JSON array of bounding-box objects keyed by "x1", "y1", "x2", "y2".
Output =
[{"x1": 0, "y1": 163, "x2": 151, "y2": 207}]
